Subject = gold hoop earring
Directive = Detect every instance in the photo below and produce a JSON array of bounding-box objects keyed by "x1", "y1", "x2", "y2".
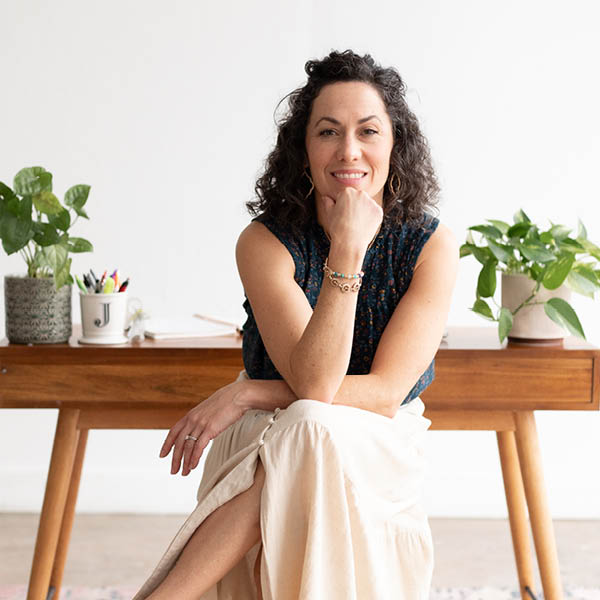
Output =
[
  {"x1": 303, "y1": 168, "x2": 314, "y2": 200},
  {"x1": 387, "y1": 173, "x2": 400, "y2": 198}
]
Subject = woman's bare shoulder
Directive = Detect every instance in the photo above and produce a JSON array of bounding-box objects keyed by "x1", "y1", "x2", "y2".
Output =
[
  {"x1": 236, "y1": 220, "x2": 294, "y2": 276},
  {"x1": 415, "y1": 222, "x2": 459, "y2": 270}
]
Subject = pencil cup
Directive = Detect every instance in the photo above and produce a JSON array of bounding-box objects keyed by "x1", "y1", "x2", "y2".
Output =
[{"x1": 79, "y1": 292, "x2": 129, "y2": 345}]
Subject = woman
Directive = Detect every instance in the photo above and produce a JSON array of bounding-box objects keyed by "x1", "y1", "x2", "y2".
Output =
[{"x1": 134, "y1": 49, "x2": 458, "y2": 600}]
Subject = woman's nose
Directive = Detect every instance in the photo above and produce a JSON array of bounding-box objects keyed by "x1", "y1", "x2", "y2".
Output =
[{"x1": 336, "y1": 134, "x2": 361, "y2": 162}]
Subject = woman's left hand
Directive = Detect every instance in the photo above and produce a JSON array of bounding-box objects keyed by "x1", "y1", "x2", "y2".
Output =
[{"x1": 159, "y1": 380, "x2": 248, "y2": 476}]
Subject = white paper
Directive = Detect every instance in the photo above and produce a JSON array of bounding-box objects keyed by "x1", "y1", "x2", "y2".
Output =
[{"x1": 144, "y1": 317, "x2": 237, "y2": 339}]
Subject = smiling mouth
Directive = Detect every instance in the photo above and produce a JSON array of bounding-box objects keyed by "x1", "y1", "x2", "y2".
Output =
[{"x1": 331, "y1": 172, "x2": 367, "y2": 180}]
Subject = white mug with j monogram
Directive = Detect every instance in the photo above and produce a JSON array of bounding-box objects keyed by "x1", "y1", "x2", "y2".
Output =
[{"x1": 79, "y1": 291, "x2": 129, "y2": 345}]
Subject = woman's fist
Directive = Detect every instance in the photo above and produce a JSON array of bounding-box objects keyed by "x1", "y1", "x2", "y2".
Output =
[{"x1": 320, "y1": 188, "x2": 383, "y2": 252}]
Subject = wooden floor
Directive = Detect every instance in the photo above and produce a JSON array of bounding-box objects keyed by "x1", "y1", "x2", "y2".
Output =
[{"x1": 1, "y1": 514, "x2": 599, "y2": 588}]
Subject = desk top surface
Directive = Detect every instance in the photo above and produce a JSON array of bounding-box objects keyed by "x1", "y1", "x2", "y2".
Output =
[
  {"x1": 1, "y1": 326, "x2": 597, "y2": 354},
  {"x1": 1, "y1": 327, "x2": 598, "y2": 411}
]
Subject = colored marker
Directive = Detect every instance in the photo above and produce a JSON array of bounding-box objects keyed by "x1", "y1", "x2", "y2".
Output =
[
  {"x1": 102, "y1": 276, "x2": 115, "y2": 294},
  {"x1": 118, "y1": 278, "x2": 130, "y2": 292},
  {"x1": 75, "y1": 275, "x2": 87, "y2": 293}
]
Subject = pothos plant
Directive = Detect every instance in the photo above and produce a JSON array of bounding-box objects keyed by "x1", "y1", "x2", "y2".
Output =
[
  {"x1": 460, "y1": 209, "x2": 600, "y2": 342},
  {"x1": 0, "y1": 166, "x2": 93, "y2": 289}
]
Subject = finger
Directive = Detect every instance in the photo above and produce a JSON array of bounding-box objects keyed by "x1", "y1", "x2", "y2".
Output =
[
  {"x1": 184, "y1": 432, "x2": 212, "y2": 475},
  {"x1": 160, "y1": 420, "x2": 186, "y2": 458},
  {"x1": 171, "y1": 429, "x2": 193, "y2": 474},
  {"x1": 322, "y1": 194, "x2": 335, "y2": 207},
  {"x1": 182, "y1": 429, "x2": 206, "y2": 475},
  {"x1": 181, "y1": 431, "x2": 202, "y2": 476}
]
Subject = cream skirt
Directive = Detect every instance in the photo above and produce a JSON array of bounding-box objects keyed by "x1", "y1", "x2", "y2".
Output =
[{"x1": 133, "y1": 374, "x2": 434, "y2": 600}]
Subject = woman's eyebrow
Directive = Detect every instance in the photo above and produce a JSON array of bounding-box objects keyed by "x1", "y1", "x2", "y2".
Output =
[{"x1": 314, "y1": 115, "x2": 382, "y2": 128}]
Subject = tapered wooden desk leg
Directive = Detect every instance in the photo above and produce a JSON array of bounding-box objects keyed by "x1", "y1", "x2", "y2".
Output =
[
  {"x1": 497, "y1": 430, "x2": 535, "y2": 600},
  {"x1": 49, "y1": 429, "x2": 89, "y2": 597},
  {"x1": 27, "y1": 409, "x2": 80, "y2": 600},
  {"x1": 514, "y1": 411, "x2": 563, "y2": 600}
]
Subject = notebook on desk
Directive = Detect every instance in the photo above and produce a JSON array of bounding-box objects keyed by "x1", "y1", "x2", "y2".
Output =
[{"x1": 144, "y1": 315, "x2": 241, "y2": 339}]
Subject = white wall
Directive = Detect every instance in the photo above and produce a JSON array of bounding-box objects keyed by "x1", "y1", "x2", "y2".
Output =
[{"x1": 1, "y1": 0, "x2": 599, "y2": 518}]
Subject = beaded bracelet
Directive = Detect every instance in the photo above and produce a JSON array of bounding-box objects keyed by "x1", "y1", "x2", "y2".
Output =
[
  {"x1": 323, "y1": 257, "x2": 364, "y2": 279},
  {"x1": 323, "y1": 258, "x2": 364, "y2": 293}
]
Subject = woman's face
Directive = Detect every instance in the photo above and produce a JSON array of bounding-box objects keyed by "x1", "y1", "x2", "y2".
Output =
[{"x1": 305, "y1": 81, "x2": 395, "y2": 208}]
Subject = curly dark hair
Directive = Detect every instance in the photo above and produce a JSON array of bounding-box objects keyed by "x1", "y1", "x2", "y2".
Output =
[{"x1": 247, "y1": 49, "x2": 440, "y2": 232}]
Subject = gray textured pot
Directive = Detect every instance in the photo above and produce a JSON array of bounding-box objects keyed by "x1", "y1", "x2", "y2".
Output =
[
  {"x1": 4, "y1": 275, "x2": 72, "y2": 344},
  {"x1": 501, "y1": 273, "x2": 571, "y2": 341}
]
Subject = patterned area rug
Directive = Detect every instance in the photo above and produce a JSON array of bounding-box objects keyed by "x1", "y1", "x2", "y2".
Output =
[{"x1": 1, "y1": 586, "x2": 600, "y2": 599}]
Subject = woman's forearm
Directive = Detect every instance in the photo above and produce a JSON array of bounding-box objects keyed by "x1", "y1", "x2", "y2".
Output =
[
  {"x1": 287, "y1": 242, "x2": 366, "y2": 402},
  {"x1": 238, "y1": 373, "x2": 402, "y2": 419},
  {"x1": 238, "y1": 378, "x2": 297, "y2": 412}
]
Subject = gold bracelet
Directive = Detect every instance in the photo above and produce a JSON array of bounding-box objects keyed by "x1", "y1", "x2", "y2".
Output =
[
  {"x1": 326, "y1": 274, "x2": 362, "y2": 293},
  {"x1": 323, "y1": 258, "x2": 363, "y2": 293}
]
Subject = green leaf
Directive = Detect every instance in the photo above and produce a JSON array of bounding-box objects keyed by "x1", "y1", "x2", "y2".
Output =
[
  {"x1": 471, "y1": 298, "x2": 495, "y2": 321},
  {"x1": 48, "y1": 208, "x2": 71, "y2": 232},
  {"x1": 513, "y1": 209, "x2": 531, "y2": 224},
  {"x1": 529, "y1": 263, "x2": 544, "y2": 281},
  {"x1": 32, "y1": 222, "x2": 61, "y2": 247},
  {"x1": 498, "y1": 307, "x2": 513, "y2": 342},
  {"x1": 544, "y1": 298, "x2": 586, "y2": 339},
  {"x1": 33, "y1": 191, "x2": 63, "y2": 215},
  {"x1": 13, "y1": 167, "x2": 52, "y2": 196},
  {"x1": 472, "y1": 245, "x2": 495, "y2": 265},
  {"x1": 486, "y1": 219, "x2": 510, "y2": 235},
  {"x1": 541, "y1": 254, "x2": 575, "y2": 290},
  {"x1": 517, "y1": 240, "x2": 557, "y2": 263},
  {"x1": 580, "y1": 239, "x2": 600, "y2": 261},
  {"x1": 54, "y1": 257, "x2": 72, "y2": 290},
  {"x1": 64, "y1": 184, "x2": 90, "y2": 218},
  {"x1": 68, "y1": 237, "x2": 93, "y2": 253},
  {"x1": 577, "y1": 219, "x2": 588, "y2": 240},
  {"x1": 0, "y1": 195, "x2": 34, "y2": 254},
  {"x1": 460, "y1": 243, "x2": 493, "y2": 265},
  {"x1": 524, "y1": 225, "x2": 541, "y2": 242},
  {"x1": 468, "y1": 224, "x2": 502, "y2": 239},
  {"x1": 539, "y1": 231, "x2": 553, "y2": 244},
  {"x1": 0, "y1": 181, "x2": 18, "y2": 205},
  {"x1": 0, "y1": 215, "x2": 34, "y2": 254},
  {"x1": 549, "y1": 224, "x2": 571, "y2": 240},
  {"x1": 477, "y1": 260, "x2": 497, "y2": 298},
  {"x1": 487, "y1": 239, "x2": 513, "y2": 263},
  {"x1": 507, "y1": 222, "x2": 532, "y2": 238},
  {"x1": 459, "y1": 243, "x2": 472, "y2": 258},
  {"x1": 559, "y1": 238, "x2": 586, "y2": 253},
  {"x1": 567, "y1": 266, "x2": 599, "y2": 298},
  {"x1": 41, "y1": 241, "x2": 69, "y2": 275}
]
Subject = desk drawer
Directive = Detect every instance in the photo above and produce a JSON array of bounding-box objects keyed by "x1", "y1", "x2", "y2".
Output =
[
  {"x1": 0, "y1": 361, "x2": 244, "y2": 408},
  {"x1": 424, "y1": 356, "x2": 597, "y2": 410}
]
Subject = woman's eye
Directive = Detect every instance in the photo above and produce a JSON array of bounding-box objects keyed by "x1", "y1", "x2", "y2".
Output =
[
  {"x1": 318, "y1": 129, "x2": 336, "y2": 136},
  {"x1": 363, "y1": 128, "x2": 378, "y2": 135}
]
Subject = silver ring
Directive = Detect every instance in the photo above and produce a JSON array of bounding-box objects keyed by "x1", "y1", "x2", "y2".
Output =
[{"x1": 185, "y1": 434, "x2": 198, "y2": 442}]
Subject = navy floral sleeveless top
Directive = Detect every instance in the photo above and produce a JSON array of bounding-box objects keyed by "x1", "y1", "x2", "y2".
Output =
[{"x1": 242, "y1": 213, "x2": 439, "y2": 405}]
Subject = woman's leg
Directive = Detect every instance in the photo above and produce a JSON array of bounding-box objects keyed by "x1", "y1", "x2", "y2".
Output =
[
  {"x1": 254, "y1": 543, "x2": 263, "y2": 600},
  {"x1": 146, "y1": 459, "x2": 266, "y2": 600}
]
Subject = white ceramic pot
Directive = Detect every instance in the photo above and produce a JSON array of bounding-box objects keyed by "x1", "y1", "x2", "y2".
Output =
[{"x1": 501, "y1": 273, "x2": 571, "y2": 341}]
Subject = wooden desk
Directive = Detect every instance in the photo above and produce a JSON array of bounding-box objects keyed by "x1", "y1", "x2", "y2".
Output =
[{"x1": 1, "y1": 327, "x2": 598, "y2": 600}]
